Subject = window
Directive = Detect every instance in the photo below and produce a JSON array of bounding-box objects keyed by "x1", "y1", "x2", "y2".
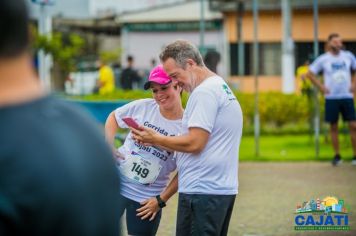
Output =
[
  {"x1": 230, "y1": 41, "x2": 356, "y2": 76},
  {"x1": 295, "y1": 42, "x2": 356, "y2": 68},
  {"x1": 259, "y1": 43, "x2": 281, "y2": 76},
  {"x1": 230, "y1": 42, "x2": 281, "y2": 76},
  {"x1": 229, "y1": 42, "x2": 251, "y2": 76},
  {"x1": 343, "y1": 42, "x2": 356, "y2": 55},
  {"x1": 294, "y1": 42, "x2": 325, "y2": 68}
]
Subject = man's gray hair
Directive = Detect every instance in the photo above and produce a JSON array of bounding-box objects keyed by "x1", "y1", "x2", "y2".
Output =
[{"x1": 159, "y1": 40, "x2": 204, "y2": 68}]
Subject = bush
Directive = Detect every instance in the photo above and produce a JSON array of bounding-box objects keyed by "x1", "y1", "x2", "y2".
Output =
[
  {"x1": 66, "y1": 90, "x2": 324, "y2": 134},
  {"x1": 67, "y1": 89, "x2": 190, "y2": 107},
  {"x1": 236, "y1": 92, "x2": 310, "y2": 127}
]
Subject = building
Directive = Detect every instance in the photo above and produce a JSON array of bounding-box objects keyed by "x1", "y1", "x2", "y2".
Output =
[
  {"x1": 29, "y1": 0, "x2": 180, "y2": 54},
  {"x1": 28, "y1": 0, "x2": 185, "y2": 19},
  {"x1": 310, "y1": 200, "x2": 317, "y2": 211},
  {"x1": 209, "y1": 0, "x2": 356, "y2": 92},
  {"x1": 117, "y1": 0, "x2": 227, "y2": 78},
  {"x1": 332, "y1": 204, "x2": 342, "y2": 212}
]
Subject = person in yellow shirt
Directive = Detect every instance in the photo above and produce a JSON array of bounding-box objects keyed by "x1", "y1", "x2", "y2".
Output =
[
  {"x1": 97, "y1": 60, "x2": 115, "y2": 95},
  {"x1": 296, "y1": 60, "x2": 312, "y2": 96}
]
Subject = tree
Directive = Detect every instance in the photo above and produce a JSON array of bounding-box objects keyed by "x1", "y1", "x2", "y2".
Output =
[{"x1": 32, "y1": 26, "x2": 85, "y2": 90}]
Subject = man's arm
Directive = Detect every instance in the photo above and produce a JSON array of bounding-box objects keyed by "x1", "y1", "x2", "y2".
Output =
[
  {"x1": 305, "y1": 70, "x2": 329, "y2": 94},
  {"x1": 131, "y1": 127, "x2": 210, "y2": 154},
  {"x1": 350, "y1": 70, "x2": 356, "y2": 93},
  {"x1": 160, "y1": 173, "x2": 178, "y2": 203},
  {"x1": 136, "y1": 173, "x2": 178, "y2": 221}
]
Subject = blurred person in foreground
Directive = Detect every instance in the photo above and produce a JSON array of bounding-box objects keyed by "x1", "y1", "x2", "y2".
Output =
[
  {"x1": 306, "y1": 33, "x2": 356, "y2": 166},
  {"x1": 0, "y1": 1, "x2": 121, "y2": 235},
  {"x1": 105, "y1": 65, "x2": 183, "y2": 235},
  {"x1": 131, "y1": 40, "x2": 243, "y2": 236}
]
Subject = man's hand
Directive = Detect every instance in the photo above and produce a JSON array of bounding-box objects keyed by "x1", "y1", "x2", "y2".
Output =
[
  {"x1": 301, "y1": 73, "x2": 306, "y2": 81},
  {"x1": 350, "y1": 84, "x2": 356, "y2": 93},
  {"x1": 320, "y1": 85, "x2": 330, "y2": 95},
  {"x1": 136, "y1": 197, "x2": 160, "y2": 221},
  {"x1": 130, "y1": 126, "x2": 160, "y2": 145}
]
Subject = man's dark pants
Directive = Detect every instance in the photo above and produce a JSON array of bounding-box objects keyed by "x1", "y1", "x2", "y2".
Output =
[
  {"x1": 325, "y1": 98, "x2": 356, "y2": 123},
  {"x1": 176, "y1": 193, "x2": 236, "y2": 236}
]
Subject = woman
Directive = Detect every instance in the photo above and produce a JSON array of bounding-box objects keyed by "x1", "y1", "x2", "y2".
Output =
[{"x1": 105, "y1": 65, "x2": 183, "y2": 236}]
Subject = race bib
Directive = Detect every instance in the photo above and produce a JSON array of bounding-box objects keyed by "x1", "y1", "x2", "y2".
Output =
[{"x1": 120, "y1": 151, "x2": 162, "y2": 185}]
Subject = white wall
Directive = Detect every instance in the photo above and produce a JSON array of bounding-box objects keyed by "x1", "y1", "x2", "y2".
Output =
[{"x1": 121, "y1": 31, "x2": 228, "y2": 79}]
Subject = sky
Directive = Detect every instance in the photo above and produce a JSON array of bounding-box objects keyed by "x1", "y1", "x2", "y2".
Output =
[{"x1": 28, "y1": 0, "x2": 186, "y2": 19}]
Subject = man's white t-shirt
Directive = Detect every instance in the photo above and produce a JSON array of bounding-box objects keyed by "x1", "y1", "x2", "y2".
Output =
[
  {"x1": 176, "y1": 76, "x2": 243, "y2": 195},
  {"x1": 114, "y1": 99, "x2": 181, "y2": 202},
  {"x1": 309, "y1": 50, "x2": 356, "y2": 99}
]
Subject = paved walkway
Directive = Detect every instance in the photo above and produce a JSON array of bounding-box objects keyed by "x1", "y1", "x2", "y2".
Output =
[{"x1": 123, "y1": 162, "x2": 356, "y2": 235}]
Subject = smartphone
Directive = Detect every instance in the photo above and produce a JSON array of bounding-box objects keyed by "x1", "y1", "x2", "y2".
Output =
[{"x1": 122, "y1": 117, "x2": 142, "y2": 130}]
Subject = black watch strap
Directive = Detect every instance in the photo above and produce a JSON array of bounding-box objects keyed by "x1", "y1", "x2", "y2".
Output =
[{"x1": 156, "y1": 195, "x2": 166, "y2": 208}]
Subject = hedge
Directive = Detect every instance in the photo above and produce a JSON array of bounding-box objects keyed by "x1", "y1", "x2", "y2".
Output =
[{"x1": 66, "y1": 89, "x2": 325, "y2": 135}]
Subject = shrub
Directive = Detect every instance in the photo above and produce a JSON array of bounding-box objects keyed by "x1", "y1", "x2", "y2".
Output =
[{"x1": 66, "y1": 90, "x2": 325, "y2": 134}]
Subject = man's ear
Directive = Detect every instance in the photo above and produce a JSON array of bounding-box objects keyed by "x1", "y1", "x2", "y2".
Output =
[{"x1": 186, "y1": 59, "x2": 196, "y2": 68}]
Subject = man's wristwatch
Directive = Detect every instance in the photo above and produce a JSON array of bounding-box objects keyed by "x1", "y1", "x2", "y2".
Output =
[{"x1": 156, "y1": 195, "x2": 166, "y2": 208}]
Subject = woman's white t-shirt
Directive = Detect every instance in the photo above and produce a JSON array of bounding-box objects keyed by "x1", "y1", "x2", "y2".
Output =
[{"x1": 114, "y1": 98, "x2": 181, "y2": 203}]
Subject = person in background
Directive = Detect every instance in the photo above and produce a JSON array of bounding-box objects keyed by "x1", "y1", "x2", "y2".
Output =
[
  {"x1": 203, "y1": 49, "x2": 221, "y2": 74},
  {"x1": 0, "y1": 0, "x2": 121, "y2": 235},
  {"x1": 151, "y1": 58, "x2": 157, "y2": 69},
  {"x1": 306, "y1": 33, "x2": 356, "y2": 166},
  {"x1": 296, "y1": 59, "x2": 314, "y2": 134},
  {"x1": 296, "y1": 60, "x2": 312, "y2": 95},
  {"x1": 120, "y1": 55, "x2": 142, "y2": 90},
  {"x1": 97, "y1": 59, "x2": 115, "y2": 95}
]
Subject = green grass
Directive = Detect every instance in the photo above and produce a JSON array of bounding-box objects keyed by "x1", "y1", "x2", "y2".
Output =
[
  {"x1": 240, "y1": 134, "x2": 354, "y2": 161},
  {"x1": 114, "y1": 133, "x2": 354, "y2": 161}
]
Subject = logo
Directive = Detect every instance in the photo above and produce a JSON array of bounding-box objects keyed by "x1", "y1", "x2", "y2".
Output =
[
  {"x1": 294, "y1": 196, "x2": 350, "y2": 231},
  {"x1": 222, "y1": 84, "x2": 232, "y2": 95}
]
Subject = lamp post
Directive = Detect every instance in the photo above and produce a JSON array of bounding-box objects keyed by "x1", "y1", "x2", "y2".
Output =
[
  {"x1": 281, "y1": 0, "x2": 295, "y2": 93},
  {"x1": 253, "y1": 0, "x2": 260, "y2": 157},
  {"x1": 200, "y1": 0, "x2": 206, "y2": 54},
  {"x1": 32, "y1": 0, "x2": 54, "y2": 91},
  {"x1": 313, "y1": 0, "x2": 320, "y2": 158}
]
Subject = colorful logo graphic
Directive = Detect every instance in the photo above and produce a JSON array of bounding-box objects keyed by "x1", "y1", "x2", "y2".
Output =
[
  {"x1": 222, "y1": 84, "x2": 232, "y2": 95},
  {"x1": 294, "y1": 196, "x2": 349, "y2": 231}
]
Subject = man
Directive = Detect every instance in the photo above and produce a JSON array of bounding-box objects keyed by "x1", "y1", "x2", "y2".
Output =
[
  {"x1": 120, "y1": 55, "x2": 142, "y2": 90},
  {"x1": 306, "y1": 33, "x2": 356, "y2": 166},
  {"x1": 132, "y1": 40, "x2": 243, "y2": 235},
  {"x1": 0, "y1": 1, "x2": 121, "y2": 235}
]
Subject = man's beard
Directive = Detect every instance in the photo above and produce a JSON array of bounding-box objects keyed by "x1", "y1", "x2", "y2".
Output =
[{"x1": 330, "y1": 45, "x2": 341, "y2": 53}]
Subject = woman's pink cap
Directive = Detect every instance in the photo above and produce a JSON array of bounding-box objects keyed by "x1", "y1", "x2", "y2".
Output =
[{"x1": 144, "y1": 65, "x2": 172, "y2": 90}]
